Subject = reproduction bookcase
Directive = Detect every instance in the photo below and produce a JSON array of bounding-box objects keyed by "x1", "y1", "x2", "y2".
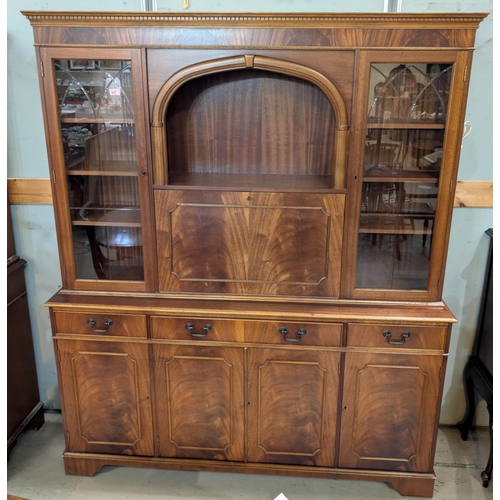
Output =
[{"x1": 24, "y1": 11, "x2": 487, "y2": 497}]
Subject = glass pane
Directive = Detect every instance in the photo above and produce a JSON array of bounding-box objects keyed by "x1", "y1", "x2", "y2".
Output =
[
  {"x1": 356, "y1": 63, "x2": 452, "y2": 290},
  {"x1": 55, "y1": 59, "x2": 143, "y2": 281}
]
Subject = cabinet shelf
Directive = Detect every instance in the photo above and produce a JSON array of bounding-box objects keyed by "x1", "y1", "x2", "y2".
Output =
[
  {"x1": 166, "y1": 172, "x2": 334, "y2": 191},
  {"x1": 359, "y1": 213, "x2": 434, "y2": 235},
  {"x1": 61, "y1": 117, "x2": 134, "y2": 124},
  {"x1": 363, "y1": 169, "x2": 439, "y2": 183},
  {"x1": 71, "y1": 208, "x2": 141, "y2": 227},
  {"x1": 67, "y1": 161, "x2": 138, "y2": 177},
  {"x1": 367, "y1": 123, "x2": 445, "y2": 130}
]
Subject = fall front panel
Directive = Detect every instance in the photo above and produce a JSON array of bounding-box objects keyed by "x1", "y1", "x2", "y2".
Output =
[{"x1": 155, "y1": 190, "x2": 344, "y2": 297}]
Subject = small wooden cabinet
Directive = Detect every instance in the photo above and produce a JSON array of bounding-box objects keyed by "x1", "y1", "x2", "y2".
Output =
[
  {"x1": 24, "y1": 11, "x2": 486, "y2": 498},
  {"x1": 7, "y1": 204, "x2": 44, "y2": 457}
]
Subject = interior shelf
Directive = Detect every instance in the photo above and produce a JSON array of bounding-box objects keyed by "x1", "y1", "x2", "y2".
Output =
[
  {"x1": 363, "y1": 169, "x2": 439, "y2": 183},
  {"x1": 166, "y1": 172, "x2": 335, "y2": 191},
  {"x1": 71, "y1": 208, "x2": 141, "y2": 227},
  {"x1": 359, "y1": 213, "x2": 434, "y2": 235},
  {"x1": 67, "y1": 161, "x2": 138, "y2": 177},
  {"x1": 366, "y1": 123, "x2": 445, "y2": 130},
  {"x1": 61, "y1": 117, "x2": 134, "y2": 124}
]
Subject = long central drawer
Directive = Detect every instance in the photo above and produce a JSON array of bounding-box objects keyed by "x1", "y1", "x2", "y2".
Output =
[{"x1": 151, "y1": 316, "x2": 343, "y2": 347}]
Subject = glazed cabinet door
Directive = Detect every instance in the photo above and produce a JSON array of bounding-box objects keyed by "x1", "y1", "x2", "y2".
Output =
[
  {"x1": 39, "y1": 47, "x2": 154, "y2": 292},
  {"x1": 247, "y1": 347, "x2": 340, "y2": 466},
  {"x1": 339, "y1": 352, "x2": 444, "y2": 472},
  {"x1": 343, "y1": 50, "x2": 471, "y2": 300},
  {"x1": 153, "y1": 344, "x2": 245, "y2": 461},
  {"x1": 57, "y1": 339, "x2": 154, "y2": 456}
]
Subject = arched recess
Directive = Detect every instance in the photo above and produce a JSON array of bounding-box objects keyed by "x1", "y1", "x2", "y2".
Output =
[{"x1": 151, "y1": 54, "x2": 349, "y2": 188}]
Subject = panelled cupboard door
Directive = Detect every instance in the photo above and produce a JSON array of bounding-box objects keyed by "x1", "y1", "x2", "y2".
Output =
[
  {"x1": 155, "y1": 190, "x2": 345, "y2": 297},
  {"x1": 247, "y1": 348, "x2": 340, "y2": 466},
  {"x1": 57, "y1": 340, "x2": 153, "y2": 456},
  {"x1": 339, "y1": 352, "x2": 443, "y2": 472},
  {"x1": 153, "y1": 344, "x2": 245, "y2": 461}
]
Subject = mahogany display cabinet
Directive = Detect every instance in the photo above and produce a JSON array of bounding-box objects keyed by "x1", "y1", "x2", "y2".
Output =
[{"x1": 23, "y1": 11, "x2": 487, "y2": 497}]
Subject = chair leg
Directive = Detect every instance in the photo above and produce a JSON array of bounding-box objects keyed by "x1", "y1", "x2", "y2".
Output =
[
  {"x1": 481, "y1": 400, "x2": 493, "y2": 487},
  {"x1": 456, "y1": 359, "x2": 476, "y2": 441},
  {"x1": 423, "y1": 219, "x2": 429, "y2": 247},
  {"x1": 394, "y1": 235, "x2": 401, "y2": 260}
]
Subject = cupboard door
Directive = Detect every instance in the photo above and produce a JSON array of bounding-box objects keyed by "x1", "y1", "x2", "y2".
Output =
[
  {"x1": 339, "y1": 352, "x2": 443, "y2": 472},
  {"x1": 57, "y1": 339, "x2": 153, "y2": 456},
  {"x1": 247, "y1": 348, "x2": 340, "y2": 466},
  {"x1": 40, "y1": 48, "x2": 154, "y2": 292},
  {"x1": 343, "y1": 50, "x2": 471, "y2": 301},
  {"x1": 155, "y1": 190, "x2": 345, "y2": 298},
  {"x1": 154, "y1": 344, "x2": 245, "y2": 461}
]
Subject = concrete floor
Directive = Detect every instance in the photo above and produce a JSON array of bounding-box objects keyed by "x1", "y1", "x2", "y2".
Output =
[{"x1": 7, "y1": 412, "x2": 493, "y2": 500}]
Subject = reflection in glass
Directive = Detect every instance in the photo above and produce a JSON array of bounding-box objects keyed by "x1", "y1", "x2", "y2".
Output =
[
  {"x1": 356, "y1": 63, "x2": 452, "y2": 290},
  {"x1": 55, "y1": 59, "x2": 143, "y2": 281}
]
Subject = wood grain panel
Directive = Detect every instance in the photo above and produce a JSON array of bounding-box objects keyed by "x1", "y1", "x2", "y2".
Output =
[
  {"x1": 53, "y1": 312, "x2": 146, "y2": 338},
  {"x1": 57, "y1": 339, "x2": 153, "y2": 455},
  {"x1": 166, "y1": 69, "x2": 334, "y2": 180},
  {"x1": 339, "y1": 352, "x2": 443, "y2": 472},
  {"x1": 151, "y1": 316, "x2": 244, "y2": 342},
  {"x1": 153, "y1": 344, "x2": 244, "y2": 461},
  {"x1": 347, "y1": 323, "x2": 447, "y2": 351},
  {"x1": 155, "y1": 190, "x2": 344, "y2": 297},
  {"x1": 247, "y1": 348, "x2": 339, "y2": 466},
  {"x1": 244, "y1": 321, "x2": 343, "y2": 347}
]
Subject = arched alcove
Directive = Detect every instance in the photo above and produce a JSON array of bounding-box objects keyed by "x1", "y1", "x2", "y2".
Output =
[{"x1": 151, "y1": 55, "x2": 348, "y2": 189}]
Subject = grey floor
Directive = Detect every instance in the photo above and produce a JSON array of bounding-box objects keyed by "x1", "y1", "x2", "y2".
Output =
[{"x1": 7, "y1": 412, "x2": 493, "y2": 500}]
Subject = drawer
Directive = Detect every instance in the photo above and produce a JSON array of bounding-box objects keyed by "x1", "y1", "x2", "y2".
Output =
[
  {"x1": 53, "y1": 312, "x2": 147, "y2": 338},
  {"x1": 151, "y1": 317, "x2": 244, "y2": 342},
  {"x1": 347, "y1": 323, "x2": 447, "y2": 351},
  {"x1": 245, "y1": 321, "x2": 343, "y2": 347}
]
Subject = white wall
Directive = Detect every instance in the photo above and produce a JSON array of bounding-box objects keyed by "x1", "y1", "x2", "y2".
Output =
[{"x1": 7, "y1": 0, "x2": 493, "y2": 424}]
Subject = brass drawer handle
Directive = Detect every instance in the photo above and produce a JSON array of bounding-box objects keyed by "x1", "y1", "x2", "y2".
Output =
[
  {"x1": 279, "y1": 327, "x2": 307, "y2": 342},
  {"x1": 186, "y1": 323, "x2": 212, "y2": 337},
  {"x1": 87, "y1": 318, "x2": 113, "y2": 333},
  {"x1": 382, "y1": 330, "x2": 411, "y2": 345}
]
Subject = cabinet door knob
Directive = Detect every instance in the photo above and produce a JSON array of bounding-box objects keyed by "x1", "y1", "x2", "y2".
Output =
[
  {"x1": 279, "y1": 327, "x2": 307, "y2": 342},
  {"x1": 186, "y1": 323, "x2": 212, "y2": 337},
  {"x1": 382, "y1": 330, "x2": 410, "y2": 345},
  {"x1": 87, "y1": 318, "x2": 113, "y2": 333}
]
